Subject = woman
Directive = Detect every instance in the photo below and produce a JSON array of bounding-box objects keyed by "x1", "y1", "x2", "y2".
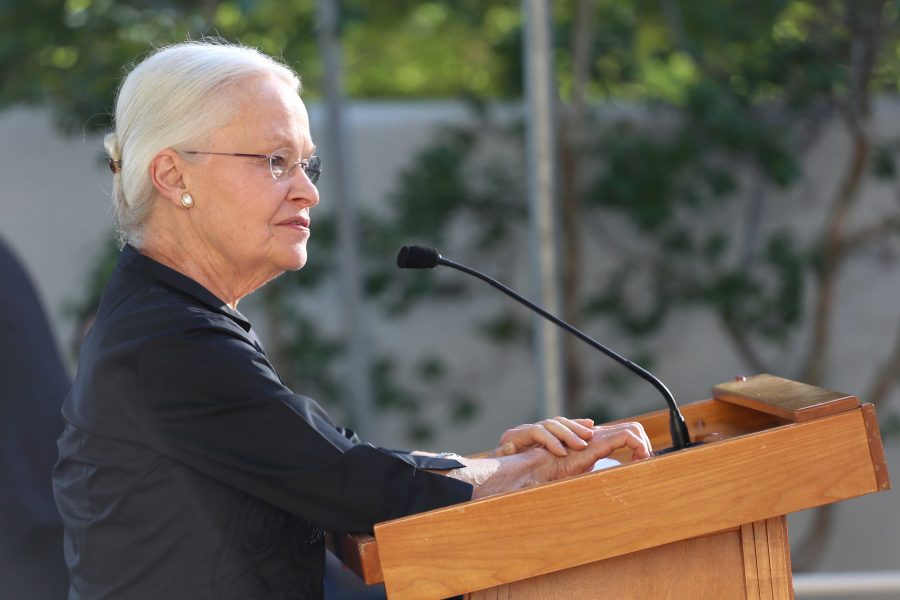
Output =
[{"x1": 53, "y1": 41, "x2": 651, "y2": 599}]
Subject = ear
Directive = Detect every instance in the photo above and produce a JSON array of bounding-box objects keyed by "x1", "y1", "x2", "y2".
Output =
[{"x1": 149, "y1": 149, "x2": 189, "y2": 208}]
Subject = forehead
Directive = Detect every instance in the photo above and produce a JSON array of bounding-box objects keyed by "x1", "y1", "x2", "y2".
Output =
[{"x1": 217, "y1": 74, "x2": 313, "y2": 152}]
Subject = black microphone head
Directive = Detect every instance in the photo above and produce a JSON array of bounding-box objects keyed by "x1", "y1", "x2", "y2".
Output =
[{"x1": 397, "y1": 245, "x2": 441, "y2": 269}]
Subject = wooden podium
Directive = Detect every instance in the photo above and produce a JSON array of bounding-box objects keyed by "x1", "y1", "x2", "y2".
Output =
[{"x1": 330, "y1": 375, "x2": 891, "y2": 599}]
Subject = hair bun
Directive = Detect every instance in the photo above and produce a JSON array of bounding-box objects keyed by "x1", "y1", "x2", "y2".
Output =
[
  {"x1": 103, "y1": 132, "x2": 122, "y2": 174},
  {"x1": 103, "y1": 132, "x2": 121, "y2": 160}
]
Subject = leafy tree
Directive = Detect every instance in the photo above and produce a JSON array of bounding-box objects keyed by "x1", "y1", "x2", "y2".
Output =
[
  {"x1": 358, "y1": 0, "x2": 900, "y2": 568},
  {"x1": 0, "y1": 0, "x2": 526, "y2": 130}
]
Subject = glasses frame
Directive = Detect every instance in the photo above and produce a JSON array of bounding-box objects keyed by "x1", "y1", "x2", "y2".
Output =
[{"x1": 181, "y1": 148, "x2": 322, "y2": 184}]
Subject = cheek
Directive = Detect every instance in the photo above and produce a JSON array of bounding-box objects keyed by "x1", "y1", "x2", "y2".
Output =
[{"x1": 213, "y1": 182, "x2": 280, "y2": 236}]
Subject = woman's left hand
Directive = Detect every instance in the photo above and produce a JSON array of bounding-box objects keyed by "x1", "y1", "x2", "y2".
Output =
[{"x1": 496, "y1": 417, "x2": 596, "y2": 457}]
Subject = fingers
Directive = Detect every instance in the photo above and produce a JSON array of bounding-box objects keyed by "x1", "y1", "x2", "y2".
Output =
[
  {"x1": 497, "y1": 441, "x2": 518, "y2": 456},
  {"x1": 495, "y1": 418, "x2": 651, "y2": 465},
  {"x1": 548, "y1": 422, "x2": 652, "y2": 479},
  {"x1": 591, "y1": 422, "x2": 652, "y2": 461},
  {"x1": 498, "y1": 424, "x2": 567, "y2": 457},
  {"x1": 553, "y1": 416, "x2": 595, "y2": 440},
  {"x1": 538, "y1": 417, "x2": 594, "y2": 451},
  {"x1": 504, "y1": 420, "x2": 655, "y2": 487},
  {"x1": 497, "y1": 417, "x2": 596, "y2": 458}
]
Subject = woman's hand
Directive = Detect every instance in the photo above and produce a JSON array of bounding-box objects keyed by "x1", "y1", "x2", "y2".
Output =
[
  {"x1": 521, "y1": 421, "x2": 652, "y2": 490},
  {"x1": 574, "y1": 421, "x2": 652, "y2": 465},
  {"x1": 452, "y1": 420, "x2": 653, "y2": 500},
  {"x1": 495, "y1": 417, "x2": 596, "y2": 457}
]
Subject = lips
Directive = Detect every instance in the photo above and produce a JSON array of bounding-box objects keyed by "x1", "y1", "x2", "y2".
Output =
[{"x1": 278, "y1": 215, "x2": 311, "y2": 229}]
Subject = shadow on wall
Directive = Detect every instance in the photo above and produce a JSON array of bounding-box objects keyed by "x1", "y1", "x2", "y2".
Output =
[{"x1": 0, "y1": 236, "x2": 69, "y2": 598}]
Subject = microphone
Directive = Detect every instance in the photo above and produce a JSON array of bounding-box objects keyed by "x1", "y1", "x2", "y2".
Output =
[{"x1": 397, "y1": 244, "x2": 693, "y2": 453}]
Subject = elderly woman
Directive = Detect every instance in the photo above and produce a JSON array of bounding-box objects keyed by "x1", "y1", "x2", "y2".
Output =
[{"x1": 53, "y1": 41, "x2": 651, "y2": 599}]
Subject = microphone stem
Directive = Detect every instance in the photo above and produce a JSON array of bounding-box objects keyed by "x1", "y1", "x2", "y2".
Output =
[{"x1": 439, "y1": 257, "x2": 691, "y2": 450}]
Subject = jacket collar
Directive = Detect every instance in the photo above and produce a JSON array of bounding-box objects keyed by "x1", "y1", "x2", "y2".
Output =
[{"x1": 120, "y1": 244, "x2": 252, "y2": 331}]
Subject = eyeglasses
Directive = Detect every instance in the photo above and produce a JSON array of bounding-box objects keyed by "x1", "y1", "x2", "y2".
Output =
[{"x1": 182, "y1": 148, "x2": 322, "y2": 184}]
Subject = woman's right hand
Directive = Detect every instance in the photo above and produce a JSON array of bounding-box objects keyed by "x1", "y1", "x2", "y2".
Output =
[
  {"x1": 530, "y1": 421, "x2": 652, "y2": 483},
  {"x1": 496, "y1": 417, "x2": 596, "y2": 457},
  {"x1": 461, "y1": 421, "x2": 652, "y2": 500}
]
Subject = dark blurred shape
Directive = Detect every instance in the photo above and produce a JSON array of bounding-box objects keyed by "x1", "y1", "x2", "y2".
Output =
[
  {"x1": 0, "y1": 237, "x2": 69, "y2": 599},
  {"x1": 323, "y1": 552, "x2": 386, "y2": 600}
]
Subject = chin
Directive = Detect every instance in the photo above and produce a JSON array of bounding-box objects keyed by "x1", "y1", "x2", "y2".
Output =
[
  {"x1": 283, "y1": 248, "x2": 308, "y2": 271},
  {"x1": 269, "y1": 240, "x2": 309, "y2": 273}
]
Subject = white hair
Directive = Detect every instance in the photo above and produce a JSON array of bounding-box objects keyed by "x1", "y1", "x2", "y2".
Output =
[{"x1": 104, "y1": 40, "x2": 301, "y2": 246}]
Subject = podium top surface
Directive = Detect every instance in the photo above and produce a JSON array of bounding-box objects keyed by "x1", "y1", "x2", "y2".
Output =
[{"x1": 713, "y1": 374, "x2": 859, "y2": 421}]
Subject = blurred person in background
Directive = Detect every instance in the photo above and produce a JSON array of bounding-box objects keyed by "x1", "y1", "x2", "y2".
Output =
[
  {"x1": 0, "y1": 236, "x2": 69, "y2": 599},
  {"x1": 52, "y1": 40, "x2": 652, "y2": 599}
]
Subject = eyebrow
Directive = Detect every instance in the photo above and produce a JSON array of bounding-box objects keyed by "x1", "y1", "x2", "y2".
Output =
[{"x1": 267, "y1": 135, "x2": 316, "y2": 158}]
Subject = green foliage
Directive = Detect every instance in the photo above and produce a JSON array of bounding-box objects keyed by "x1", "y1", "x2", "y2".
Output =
[
  {"x1": 416, "y1": 355, "x2": 446, "y2": 382},
  {"x1": 369, "y1": 353, "x2": 481, "y2": 439},
  {"x1": 372, "y1": 357, "x2": 419, "y2": 412},
  {"x1": 258, "y1": 279, "x2": 346, "y2": 406},
  {"x1": 340, "y1": 1, "x2": 524, "y2": 98},
  {"x1": 1, "y1": 0, "x2": 218, "y2": 132},
  {"x1": 361, "y1": 0, "x2": 900, "y2": 426},
  {"x1": 24, "y1": 0, "x2": 900, "y2": 441},
  {"x1": 0, "y1": 0, "x2": 531, "y2": 133},
  {"x1": 479, "y1": 313, "x2": 529, "y2": 345},
  {"x1": 873, "y1": 142, "x2": 899, "y2": 179},
  {"x1": 361, "y1": 112, "x2": 527, "y2": 326}
]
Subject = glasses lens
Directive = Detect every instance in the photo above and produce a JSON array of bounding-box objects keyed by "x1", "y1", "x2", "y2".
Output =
[
  {"x1": 269, "y1": 149, "x2": 290, "y2": 179},
  {"x1": 304, "y1": 155, "x2": 322, "y2": 185}
]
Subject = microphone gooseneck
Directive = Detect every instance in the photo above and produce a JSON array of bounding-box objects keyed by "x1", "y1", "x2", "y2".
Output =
[{"x1": 396, "y1": 244, "x2": 692, "y2": 453}]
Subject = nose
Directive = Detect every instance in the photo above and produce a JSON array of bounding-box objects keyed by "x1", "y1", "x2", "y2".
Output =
[{"x1": 289, "y1": 169, "x2": 319, "y2": 208}]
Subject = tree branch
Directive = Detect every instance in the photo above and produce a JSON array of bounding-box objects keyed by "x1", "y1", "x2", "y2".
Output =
[
  {"x1": 721, "y1": 317, "x2": 772, "y2": 375},
  {"x1": 802, "y1": 130, "x2": 870, "y2": 385},
  {"x1": 865, "y1": 314, "x2": 900, "y2": 407},
  {"x1": 841, "y1": 214, "x2": 900, "y2": 256},
  {"x1": 794, "y1": 2, "x2": 887, "y2": 572},
  {"x1": 738, "y1": 170, "x2": 769, "y2": 269},
  {"x1": 558, "y1": 0, "x2": 594, "y2": 414}
]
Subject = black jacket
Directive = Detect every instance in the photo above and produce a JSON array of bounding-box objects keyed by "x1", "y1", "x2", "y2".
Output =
[
  {"x1": 53, "y1": 244, "x2": 472, "y2": 599},
  {"x1": 0, "y1": 237, "x2": 69, "y2": 599}
]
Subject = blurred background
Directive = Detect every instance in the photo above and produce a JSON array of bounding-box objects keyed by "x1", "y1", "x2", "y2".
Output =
[{"x1": 1, "y1": 0, "x2": 899, "y2": 598}]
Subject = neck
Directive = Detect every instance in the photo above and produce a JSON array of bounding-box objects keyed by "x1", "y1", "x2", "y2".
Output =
[{"x1": 139, "y1": 219, "x2": 271, "y2": 309}]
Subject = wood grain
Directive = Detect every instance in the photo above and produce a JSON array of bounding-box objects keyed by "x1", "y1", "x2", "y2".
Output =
[
  {"x1": 861, "y1": 403, "x2": 892, "y2": 491},
  {"x1": 604, "y1": 397, "x2": 783, "y2": 460},
  {"x1": 713, "y1": 374, "x2": 858, "y2": 422},
  {"x1": 741, "y1": 523, "x2": 761, "y2": 600},
  {"x1": 766, "y1": 517, "x2": 794, "y2": 600},
  {"x1": 740, "y1": 517, "x2": 794, "y2": 600},
  {"x1": 375, "y1": 408, "x2": 880, "y2": 599},
  {"x1": 326, "y1": 532, "x2": 382, "y2": 584},
  {"x1": 466, "y1": 529, "x2": 748, "y2": 599},
  {"x1": 753, "y1": 520, "x2": 774, "y2": 600}
]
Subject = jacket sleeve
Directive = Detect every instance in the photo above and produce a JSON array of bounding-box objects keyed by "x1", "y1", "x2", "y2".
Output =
[{"x1": 134, "y1": 320, "x2": 472, "y2": 533}]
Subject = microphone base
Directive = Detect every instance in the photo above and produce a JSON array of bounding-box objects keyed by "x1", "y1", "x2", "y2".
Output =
[{"x1": 652, "y1": 440, "x2": 704, "y2": 457}]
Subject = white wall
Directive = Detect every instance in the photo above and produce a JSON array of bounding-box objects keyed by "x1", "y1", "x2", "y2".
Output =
[{"x1": 0, "y1": 108, "x2": 115, "y2": 365}]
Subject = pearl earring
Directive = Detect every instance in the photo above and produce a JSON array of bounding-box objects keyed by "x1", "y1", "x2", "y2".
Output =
[{"x1": 180, "y1": 192, "x2": 194, "y2": 208}]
